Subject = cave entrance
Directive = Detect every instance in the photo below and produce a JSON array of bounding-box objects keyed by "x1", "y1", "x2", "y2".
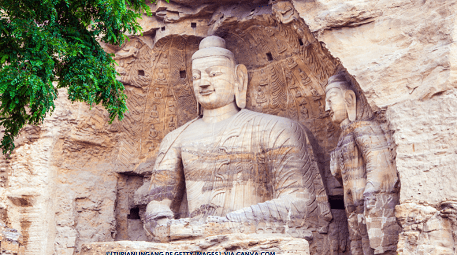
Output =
[{"x1": 114, "y1": 173, "x2": 148, "y2": 241}]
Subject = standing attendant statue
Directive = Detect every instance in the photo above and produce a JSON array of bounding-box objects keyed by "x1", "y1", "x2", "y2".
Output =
[
  {"x1": 143, "y1": 36, "x2": 332, "y2": 240},
  {"x1": 324, "y1": 72, "x2": 401, "y2": 255}
]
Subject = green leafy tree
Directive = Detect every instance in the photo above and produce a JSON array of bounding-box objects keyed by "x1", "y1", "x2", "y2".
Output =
[{"x1": 0, "y1": 0, "x2": 164, "y2": 155}]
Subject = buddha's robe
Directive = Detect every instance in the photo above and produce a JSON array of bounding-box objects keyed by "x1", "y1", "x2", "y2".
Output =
[{"x1": 148, "y1": 109, "x2": 331, "y2": 229}]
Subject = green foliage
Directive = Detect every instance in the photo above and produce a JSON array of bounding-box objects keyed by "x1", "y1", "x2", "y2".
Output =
[{"x1": 0, "y1": 0, "x2": 163, "y2": 155}]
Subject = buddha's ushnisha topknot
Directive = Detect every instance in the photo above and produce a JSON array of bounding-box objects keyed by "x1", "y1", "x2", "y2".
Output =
[{"x1": 191, "y1": 36, "x2": 235, "y2": 62}]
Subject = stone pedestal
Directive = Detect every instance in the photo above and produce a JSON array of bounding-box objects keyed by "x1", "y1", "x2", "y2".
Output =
[{"x1": 81, "y1": 234, "x2": 310, "y2": 255}]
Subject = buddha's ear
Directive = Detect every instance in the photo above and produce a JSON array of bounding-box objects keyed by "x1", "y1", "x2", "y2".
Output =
[
  {"x1": 344, "y1": 90, "x2": 357, "y2": 122},
  {"x1": 235, "y1": 64, "x2": 248, "y2": 109}
]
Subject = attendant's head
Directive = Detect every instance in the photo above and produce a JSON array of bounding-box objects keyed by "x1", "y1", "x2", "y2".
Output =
[
  {"x1": 325, "y1": 72, "x2": 358, "y2": 125},
  {"x1": 191, "y1": 36, "x2": 248, "y2": 111},
  {"x1": 325, "y1": 71, "x2": 374, "y2": 125}
]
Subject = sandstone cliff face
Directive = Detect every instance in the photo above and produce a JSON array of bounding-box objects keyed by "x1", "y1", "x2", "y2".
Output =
[
  {"x1": 293, "y1": 0, "x2": 457, "y2": 254},
  {"x1": 0, "y1": 0, "x2": 456, "y2": 255}
]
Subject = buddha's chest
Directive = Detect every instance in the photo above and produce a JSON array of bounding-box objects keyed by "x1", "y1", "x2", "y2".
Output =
[{"x1": 180, "y1": 135, "x2": 261, "y2": 183}]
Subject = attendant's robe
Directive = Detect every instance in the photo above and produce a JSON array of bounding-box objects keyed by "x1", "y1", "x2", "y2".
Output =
[{"x1": 330, "y1": 120, "x2": 400, "y2": 254}]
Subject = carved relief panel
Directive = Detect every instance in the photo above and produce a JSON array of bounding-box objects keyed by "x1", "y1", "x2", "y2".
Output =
[{"x1": 114, "y1": 37, "x2": 198, "y2": 173}]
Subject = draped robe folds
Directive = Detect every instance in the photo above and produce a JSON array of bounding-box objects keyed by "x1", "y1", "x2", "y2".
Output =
[
  {"x1": 148, "y1": 109, "x2": 331, "y2": 230},
  {"x1": 330, "y1": 120, "x2": 400, "y2": 254}
]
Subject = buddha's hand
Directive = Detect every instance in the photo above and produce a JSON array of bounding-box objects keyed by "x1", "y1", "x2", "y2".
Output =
[
  {"x1": 144, "y1": 202, "x2": 173, "y2": 239},
  {"x1": 363, "y1": 192, "x2": 377, "y2": 211},
  {"x1": 363, "y1": 184, "x2": 378, "y2": 210}
]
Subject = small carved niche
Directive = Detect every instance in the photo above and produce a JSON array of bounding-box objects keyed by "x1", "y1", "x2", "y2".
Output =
[
  {"x1": 138, "y1": 70, "x2": 145, "y2": 76},
  {"x1": 127, "y1": 207, "x2": 140, "y2": 219},
  {"x1": 161, "y1": 26, "x2": 165, "y2": 31},
  {"x1": 298, "y1": 38, "x2": 304, "y2": 46},
  {"x1": 180, "y1": 70, "x2": 186, "y2": 78},
  {"x1": 266, "y1": 52, "x2": 273, "y2": 61},
  {"x1": 191, "y1": 22, "x2": 197, "y2": 28}
]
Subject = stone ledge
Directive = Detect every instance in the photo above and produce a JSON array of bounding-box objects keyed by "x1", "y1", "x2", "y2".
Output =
[{"x1": 81, "y1": 234, "x2": 310, "y2": 255}]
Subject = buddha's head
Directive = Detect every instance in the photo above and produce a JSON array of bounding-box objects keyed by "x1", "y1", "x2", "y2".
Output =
[
  {"x1": 191, "y1": 36, "x2": 248, "y2": 112},
  {"x1": 325, "y1": 72, "x2": 357, "y2": 125}
]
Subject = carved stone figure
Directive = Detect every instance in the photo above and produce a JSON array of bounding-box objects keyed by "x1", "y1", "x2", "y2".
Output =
[
  {"x1": 144, "y1": 36, "x2": 332, "y2": 241},
  {"x1": 114, "y1": 40, "x2": 141, "y2": 60},
  {"x1": 255, "y1": 87, "x2": 267, "y2": 105},
  {"x1": 154, "y1": 87, "x2": 163, "y2": 99},
  {"x1": 167, "y1": 100, "x2": 176, "y2": 115},
  {"x1": 285, "y1": 70, "x2": 296, "y2": 88},
  {"x1": 114, "y1": 40, "x2": 142, "y2": 84},
  {"x1": 299, "y1": 98, "x2": 309, "y2": 119},
  {"x1": 167, "y1": 116, "x2": 176, "y2": 131},
  {"x1": 325, "y1": 72, "x2": 400, "y2": 255},
  {"x1": 271, "y1": 0, "x2": 299, "y2": 24},
  {"x1": 259, "y1": 69, "x2": 269, "y2": 86},
  {"x1": 160, "y1": 53, "x2": 169, "y2": 67},
  {"x1": 149, "y1": 125, "x2": 158, "y2": 139},
  {"x1": 299, "y1": 69, "x2": 311, "y2": 85},
  {"x1": 286, "y1": 57, "x2": 298, "y2": 69},
  {"x1": 156, "y1": 69, "x2": 167, "y2": 84},
  {"x1": 150, "y1": 105, "x2": 159, "y2": 120}
]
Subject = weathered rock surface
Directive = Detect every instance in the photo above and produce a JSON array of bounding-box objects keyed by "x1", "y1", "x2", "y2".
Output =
[
  {"x1": 293, "y1": 0, "x2": 457, "y2": 254},
  {"x1": 81, "y1": 234, "x2": 310, "y2": 255},
  {"x1": 0, "y1": 0, "x2": 456, "y2": 255}
]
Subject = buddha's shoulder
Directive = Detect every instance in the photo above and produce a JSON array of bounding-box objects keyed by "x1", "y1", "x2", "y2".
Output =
[
  {"x1": 239, "y1": 109, "x2": 301, "y2": 129},
  {"x1": 240, "y1": 109, "x2": 297, "y2": 123},
  {"x1": 161, "y1": 117, "x2": 199, "y2": 142}
]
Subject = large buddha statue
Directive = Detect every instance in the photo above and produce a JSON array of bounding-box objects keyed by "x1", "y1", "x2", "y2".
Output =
[{"x1": 143, "y1": 36, "x2": 331, "y2": 240}]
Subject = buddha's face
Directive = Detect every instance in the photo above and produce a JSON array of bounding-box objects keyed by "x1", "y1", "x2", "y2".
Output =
[
  {"x1": 325, "y1": 86, "x2": 348, "y2": 124},
  {"x1": 192, "y1": 56, "x2": 236, "y2": 110}
]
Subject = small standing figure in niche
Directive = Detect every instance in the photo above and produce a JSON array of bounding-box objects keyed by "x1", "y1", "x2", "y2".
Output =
[
  {"x1": 325, "y1": 71, "x2": 400, "y2": 255},
  {"x1": 168, "y1": 116, "x2": 176, "y2": 131},
  {"x1": 285, "y1": 71, "x2": 296, "y2": 89},
  {"x1": 259, "y1": 69, "x2": 269, "y2": 86},
  {"x1": 149, "y1": 124, "x2": 158, "y2": 139},
  {"x1": 167, "y1": 100, "x2": 176, "y2": 115},
  {"x1": 298, "y1": 97, "x2": 309, "y2": 119},
  {"x1": 310, "y1": 88, "x2": 326, "y2": 118},
  {"x1": 150, "y1": 105, "x2": 159, "y2": 121}
]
